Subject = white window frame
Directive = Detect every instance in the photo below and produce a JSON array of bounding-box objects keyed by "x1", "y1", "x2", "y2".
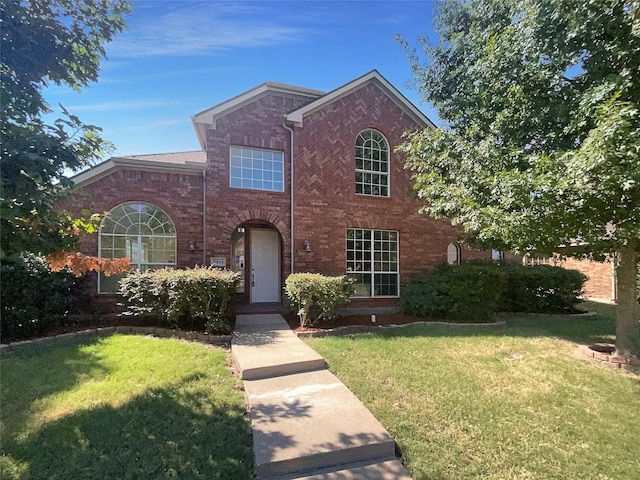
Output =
[
  {"x1": 447, "y1": 242, "x2": 461, "y2": 265},
  {"x1": 229, "y1": 146, "x2": 284, "y2": 192},
  {"x1": 346, "y1": 228, "x2": 399, "y2": 298},
  {"x1": 98, "y1": 202, "x2": 176, "y2": 293},
  {"x1": 355, "y1": 129, "x2": 390, "y2": 197}
]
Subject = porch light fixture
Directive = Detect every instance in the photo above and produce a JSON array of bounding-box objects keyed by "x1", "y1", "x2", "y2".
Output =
[
  {"x1": 303, "y1": 239, "x2": 311, "y2": 252},
  {"x1": 189, "y1": 239, "x2": 196, "y2": 251}
]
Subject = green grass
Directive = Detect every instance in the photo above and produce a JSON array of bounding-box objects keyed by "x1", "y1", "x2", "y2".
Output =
[
  {"x1": 0, "y1": 335, "x2": 254, "y2": 480},
  {"x1": 305, "y1": 301, "x2": 640, "y2": 480}
]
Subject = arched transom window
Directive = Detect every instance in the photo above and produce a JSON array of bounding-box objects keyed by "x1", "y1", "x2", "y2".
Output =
[
  {"x1": 99, "y1": 202, "x2": 176, "y2": 293},
  {"x1": 355, "y1": 129, "x2": 389, "y2": 197}
]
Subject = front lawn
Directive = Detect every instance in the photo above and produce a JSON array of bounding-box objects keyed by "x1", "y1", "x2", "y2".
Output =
[
  {"x1": 0, "y1": 335, "x2": 254, "y2": 480},
  {"x1": 305, "y1": 302, "x2": 640, "y2": 480}
]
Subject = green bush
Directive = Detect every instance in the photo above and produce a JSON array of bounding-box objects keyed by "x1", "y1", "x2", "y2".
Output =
[
  {"x1": 401, "y1": 262, "x2": 587, "y2": 321},
  {"x1": 499, "y1": 263, "x2": 586, "y2": 313},
  {"x1": 1, "y1": 254, "x2": 92, "y2": 342},
  {"x1": 284, "y1": 273, "x2": 355, "y2": 327},
  {"x1": 119, "y1": 267, "x2": 239, "y2": 333},
  {"x1": 401, "y1": 263, "x2": 506, "y2": 322}
]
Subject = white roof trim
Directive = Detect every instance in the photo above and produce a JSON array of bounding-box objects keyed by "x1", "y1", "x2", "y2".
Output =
[
  {"x1": 286, "y1": 70, "x2": 436, "y2": 129},
  {"x1": 71, "y1": 155, "x2": 206, "y2": 188},
  {"x1": 191, "y1": 82, "x2": 325, "y2": 149}
]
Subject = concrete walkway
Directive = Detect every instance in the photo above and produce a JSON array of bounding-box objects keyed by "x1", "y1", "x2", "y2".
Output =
[{"x1": 232, "y1": 314, "x2": 412, "y2": 480}]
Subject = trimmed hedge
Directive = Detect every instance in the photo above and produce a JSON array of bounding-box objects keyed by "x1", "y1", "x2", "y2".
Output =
[
  {"x1": 401, "y1": 263, "x2": 506, "y2": 322},
  {"x1": 284, "y1": 273, "x2": 355, "y2": 327},
  {"x1": 499, "y1": 263, "x2": 586, "y2": 313},
  {"x1": 401, "y1": 262, "x2": 586, "y2": 322},
  {"x1": 1, "y1": 254, "x2": 93, "y2": 342},
  {"x1": 119, "y1": 267, "x2": 239, "y2": 333}
]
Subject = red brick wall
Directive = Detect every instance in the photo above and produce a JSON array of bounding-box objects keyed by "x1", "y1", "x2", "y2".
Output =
[
  {"x1": 62, "y1": 169, "x2": 205, "y2": 298},
  {"x1": 202, "y1": 91, "x2": 317, "y2": 284},
  {"x1": 68, "y1": 82, "x2": 491, "y2": 308},
  {"x1": 291, "y1": 81, "x2": 489, "y2": 302},
  {"x1": 561, "y1": 258, "x2": 615, "y2": 300}
]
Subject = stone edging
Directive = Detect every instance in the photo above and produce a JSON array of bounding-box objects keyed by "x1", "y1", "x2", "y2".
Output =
[
  {"x1": 0, "y1": 327, "x2": 232, "y2": 356},
  {"x1": 295, "y1": 320, "x2": 506, "y2": 338},
  {"x1": 577, "y1": 344, "x2": 640, "y2": 369},
  {"x1": 498, "y1": 311, "x2": 598, "y2": 319}
]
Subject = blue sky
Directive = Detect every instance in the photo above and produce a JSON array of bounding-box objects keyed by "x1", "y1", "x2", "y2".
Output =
[{"x1": 44, "y1": 0, "x2": 439, "y2": 158}]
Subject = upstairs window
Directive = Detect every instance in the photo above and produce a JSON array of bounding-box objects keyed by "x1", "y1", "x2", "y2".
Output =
[
  {"x1": 355, "y1": 129, "x2": 389, "y2": 196},
  {"x1": 230, "y1": 146, "x2": 284, "y2": 192},
  {"x1": 98, "y1": 202, "x2": 176, "y2": 293}
]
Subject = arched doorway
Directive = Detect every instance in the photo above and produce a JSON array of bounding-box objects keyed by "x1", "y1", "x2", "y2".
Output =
[{"x1": 231, "y1": 221, "x2": 282, "y2": 303}]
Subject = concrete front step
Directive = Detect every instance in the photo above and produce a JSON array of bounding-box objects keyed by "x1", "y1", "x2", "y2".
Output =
[
  {"x1": 244, "y1": 369, "x2": 397, "y2": 479},
  {"x1": 232, "y1": 314, "x2": 325, "y2": 380},
  {"x1": 278, "y1": 459, "x2": 413, "y2": 480}
]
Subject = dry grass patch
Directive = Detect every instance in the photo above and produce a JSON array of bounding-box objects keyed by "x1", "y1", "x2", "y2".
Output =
[{"x1": 306, "y1": 303, "x2": 639, "y2": 480}]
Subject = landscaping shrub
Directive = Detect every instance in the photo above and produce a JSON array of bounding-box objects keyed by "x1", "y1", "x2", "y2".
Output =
[
  {"x1": 499, "y1": 263, "x2": 586, "y2": 313},
  {"x1": 284, "y1": 273, "x2": 355, "y2": 327},
  {"x1": 119, "y1": 267, "x2": 239, "y2": 333},
  {"x1": 401, "y1": 263, "x2": 505, "y2": 321},
  {"x1": 401, "y1": 262, "x2": 587, "y2": 321},
  {"x1": 1, "y1": 254, "x2": 92, "y2": 342}
]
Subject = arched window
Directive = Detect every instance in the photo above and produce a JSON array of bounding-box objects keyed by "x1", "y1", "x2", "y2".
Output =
[
  {"x1": 99, "y1": 202, "x2": 176, "y2": 293},
  {"x1": 355, "y1": 129, "x2": 389, "y2": 196},
  {"x1": 447, "y1": 242, "x2": 461, "y2": 265}
]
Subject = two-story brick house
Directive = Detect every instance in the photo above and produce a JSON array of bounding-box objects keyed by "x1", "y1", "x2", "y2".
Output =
[{"x1": 69, "y1": 70, "x2": 489, "y2": 309}]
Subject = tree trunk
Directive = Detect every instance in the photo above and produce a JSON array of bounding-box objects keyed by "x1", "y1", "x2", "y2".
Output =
[{"x1": 615, "y1": 239, "x2": 639, "y2": 357}]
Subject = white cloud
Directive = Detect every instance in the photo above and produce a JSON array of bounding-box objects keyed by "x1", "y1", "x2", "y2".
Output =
[
  {"x1": 108, "y1": 2, "x2": 312, "y2": 58},
  {"x1": 65, "y1": 100, "x2": 186, "y2": 112}
]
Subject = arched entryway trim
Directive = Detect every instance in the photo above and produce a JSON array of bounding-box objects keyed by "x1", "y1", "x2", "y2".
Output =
[{"x1": 230, "y1": 219, "x2": 283, "y2": 304}]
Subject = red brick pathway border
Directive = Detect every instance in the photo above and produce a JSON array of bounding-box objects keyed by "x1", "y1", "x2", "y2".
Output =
[{"x1": 578, "y1": 344, "x2": 640, "y2": 369}]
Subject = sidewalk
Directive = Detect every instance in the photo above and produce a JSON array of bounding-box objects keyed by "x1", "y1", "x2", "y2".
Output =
[{"x1": 232, "y1": 314, "x2": 412, "y2": 480}]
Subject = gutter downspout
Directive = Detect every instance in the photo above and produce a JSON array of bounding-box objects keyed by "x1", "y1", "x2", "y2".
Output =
[
  {"x1": 202, "y1": 169, "x2": 207, "y2": 266},
  {"x1": 283, "y1": 122, "x2": 295, "y2": 275}
]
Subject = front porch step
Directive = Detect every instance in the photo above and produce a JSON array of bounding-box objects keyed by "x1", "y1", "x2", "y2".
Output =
[
  {"x1": 232, "y1": 314, "x2": 326, "y2": 380},
  {"x1": 244, "y1": 369, "x2": 397, "y2": 479}
]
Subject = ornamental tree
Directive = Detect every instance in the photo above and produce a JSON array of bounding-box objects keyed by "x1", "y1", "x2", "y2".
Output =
[
  {"x1": 0, "y1": 0, "x2": 132, "y2": 273},
  {"x1": 399, "y1": 0, "x2": 640, "y2": 355}
]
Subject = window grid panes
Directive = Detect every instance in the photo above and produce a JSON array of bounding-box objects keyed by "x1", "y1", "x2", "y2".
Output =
[
  {"x1": 230, "y1": 146, "x2": 284, "y2": 192},
  {"x1": 346, "y1": 228, "x2": 398, "y2": 297},
  {"x1": 355, "y1": 130, "x2": 389, "y2": 196},
  {"x1": 98, "y1": 202, "x2": 176, "y2": 293}
]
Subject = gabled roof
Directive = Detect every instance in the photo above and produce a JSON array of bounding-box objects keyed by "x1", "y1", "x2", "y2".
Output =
[
  {"x1": 191, "y1": 82, "x2": 325, "y2": 149},
  {"x1": 286, "y1": 70, "x2": 436, "y2": 129},
  {"x1": 71, "y1": 150, "x2": 206, "y2": 187}
]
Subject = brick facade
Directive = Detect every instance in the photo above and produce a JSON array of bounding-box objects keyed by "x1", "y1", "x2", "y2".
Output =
[
  {"x1": 68, "y1": 71, "x2": 490, "y2": 308},
  {"x1": 560, "y1": 258, "x2": 616, "y2": 301}
]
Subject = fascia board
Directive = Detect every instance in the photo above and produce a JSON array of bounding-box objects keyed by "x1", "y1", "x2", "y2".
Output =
[
  {"x1": 70, "y1": 157, "x2": 205, "y2": 188},
  {"x1": 287, "y1": 70, "x2": 436, "y2": 130},
  {"x1": 191, "y1": 82, "x2": 323, "y2": 148},
  {"x1": 192, "y1": 82, "x2": 324, "y2": 127}
]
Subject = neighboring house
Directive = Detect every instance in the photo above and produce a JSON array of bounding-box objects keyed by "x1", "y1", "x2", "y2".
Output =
[{"x1": 66, "y1": 70, "x2": 489, "y2": 309}]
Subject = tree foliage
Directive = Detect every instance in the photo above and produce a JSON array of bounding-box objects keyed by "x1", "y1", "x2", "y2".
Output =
[
  {"x1": 399, "y1": 0, "x2": 640, "y2": 355},
  {"x1": 0, "y1": 0, "x2": 132, "y2": 259}
]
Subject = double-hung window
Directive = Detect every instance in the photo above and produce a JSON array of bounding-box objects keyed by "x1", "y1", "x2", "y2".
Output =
[
  {"x1": 355, "y1": 130, "x2": 389, "y2": 196},
  {"x1": 346, "y1": 228, "x2": 399, "y2": 297},
  {"x1": 230, "y1": 146, "x2": 284, "y2": 192}
]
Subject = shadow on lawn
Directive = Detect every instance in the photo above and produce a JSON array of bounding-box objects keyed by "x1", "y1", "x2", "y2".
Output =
[
  {"x1": 1, "y1": 337, "x2": 112, "y2": 436},
  {"x1": 1, "y1": 374, "x2": 254, "y2": 480}
]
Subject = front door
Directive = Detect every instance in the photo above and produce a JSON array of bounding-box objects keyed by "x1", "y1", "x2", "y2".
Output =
[{"x1": 250, "y1": 228, "x2": 280, "y2": 303}]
